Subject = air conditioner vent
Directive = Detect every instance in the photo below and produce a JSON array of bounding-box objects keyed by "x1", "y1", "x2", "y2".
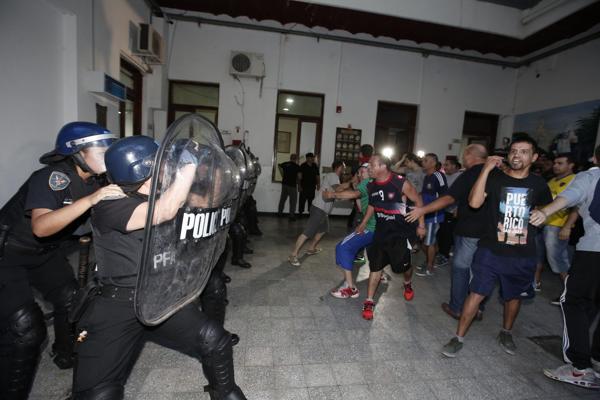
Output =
[{"x1": 229, "y1": 51, "x2": 265, "y2": 78}]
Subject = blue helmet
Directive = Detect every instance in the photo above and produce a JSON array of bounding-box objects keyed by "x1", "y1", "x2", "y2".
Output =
[
  {"x1": 40, "y1": 121, "x2": 116, "y2": 164},
  {"x1": 105, "y1": 136, "x2": 159, "y2": 186}
]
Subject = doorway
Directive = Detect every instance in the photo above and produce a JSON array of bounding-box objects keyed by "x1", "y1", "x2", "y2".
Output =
[
  {"x1": 374, "y1": 101, "x2": 418, "y2": 160},
  {"x1": 461, "y1": 111, "x2": 499, "y2": 153},
  {"x1": 272, "y1": 91, "x2": 324, "y2": 182}
]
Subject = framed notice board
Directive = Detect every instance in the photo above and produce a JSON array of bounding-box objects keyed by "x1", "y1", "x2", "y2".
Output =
[{"x1": 334, "y1": 127, "x2": 362, "y2": 168}]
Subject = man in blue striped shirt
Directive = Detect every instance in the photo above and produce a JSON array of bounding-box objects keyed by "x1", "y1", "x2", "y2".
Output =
[{"x1": 416, "y1": 153, "x2": 448, "y2": 277}]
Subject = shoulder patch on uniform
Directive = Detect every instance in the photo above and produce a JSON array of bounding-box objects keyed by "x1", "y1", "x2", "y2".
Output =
[{"x1": 49, "y1": 171, "x2": 70, "y2": 191}]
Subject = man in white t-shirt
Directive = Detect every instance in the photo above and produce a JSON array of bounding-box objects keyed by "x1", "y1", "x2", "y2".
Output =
[{"x1": 289, "y1": 160, "x2": 348, "y2": 267}]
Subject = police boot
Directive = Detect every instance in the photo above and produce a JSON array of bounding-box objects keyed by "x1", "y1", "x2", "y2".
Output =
[
  {"x1": 231, "y1": 243, "x2": 251, "y2": 268},
  {"x1": 201, "y1": 334, "x2": 247, "y2": 400},
  {"x1": 0, "y1": 304, "x2": 47, "y2": 400},
  {"x1": 222, "y1": 273, "x2": 231, "y2": 284},
  {"x1": 230, "y1": 224, "x2": 251, "y2": 269}
]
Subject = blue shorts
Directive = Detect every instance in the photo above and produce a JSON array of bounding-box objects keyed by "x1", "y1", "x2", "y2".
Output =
[
  {"x1": 424, "y1": 222, "x2": 439, "y2": 246},
  {"x1": 335, "y1": 230, "x2": 375, "y2": 270},
  {"x1": 470, "y1": 247, "x2": 536, "y2": 301}
]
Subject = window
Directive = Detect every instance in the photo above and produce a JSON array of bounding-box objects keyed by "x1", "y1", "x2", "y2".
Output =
[
  {"x1": 168, "y1": 81, "x2": 219, "y2": 125},
  {"x1": 272, "y1": 91, "x2": 324, "y2": 182},
  {"x1": 119, "y1": 59, "x2": 143, "y2": 137}
]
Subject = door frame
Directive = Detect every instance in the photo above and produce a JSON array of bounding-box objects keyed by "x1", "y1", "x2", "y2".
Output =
[{"x1": 272, "y1": 90, "x2": 324, "y2": 182}]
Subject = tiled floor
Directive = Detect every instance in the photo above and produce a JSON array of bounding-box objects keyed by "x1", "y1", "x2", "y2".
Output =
[{"x1": 31, "y1": 216, "x2": 597, "y2": 399}]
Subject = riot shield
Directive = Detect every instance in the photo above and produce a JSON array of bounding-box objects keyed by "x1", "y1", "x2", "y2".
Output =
[
  {"x1": 136, "y1": 114, "x2": 240, "y2": 325},
  {"x1": 225, "y1": 145, "x2": 249, "y2": 215}
]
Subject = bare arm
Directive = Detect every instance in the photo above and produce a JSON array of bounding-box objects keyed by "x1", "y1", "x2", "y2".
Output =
[
  {"x1": 405, "y1": 194, "x2": 455, "y2": 223},
  {"x1": 469, "y1": 156, "x2": 502, "y2": 209},
  {"x1": 126, "y1": 164, "x2": 196, "y2": 231},
  {"x1": 326, "y1": 189, "x2": 361, "y2": 200},
  {"x1": 402, "y1": 180, "x2": 426, "y2": 238},
  {"x1": 31, "y1": 184, "x2": 125, "y2": 237},
  {"x1": 530, "y1": 196, "x2": 570, "y2": 227}
]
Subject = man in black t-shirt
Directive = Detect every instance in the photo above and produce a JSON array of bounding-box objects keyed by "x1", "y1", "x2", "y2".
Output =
[
  {"x1": 298, "y1": 153, "x2": 320, "y2": 217},
  {"x1": 278, "y1": 154, "x2": 300, "y2": 220},
  {"x1": 407, "y1": 144, "x2": 488, "y2": 320},
  {"x1": 442, "y1": 136, "x2": 552, "y2": 358}
]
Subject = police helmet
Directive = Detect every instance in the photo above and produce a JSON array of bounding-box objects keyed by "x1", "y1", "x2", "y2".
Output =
[
  {"x1": 40, "y1": 122, "x2": 116, "y2": 164},
  {"x1": 105, "y1": 136, "x2": 159, "y2": 186}
]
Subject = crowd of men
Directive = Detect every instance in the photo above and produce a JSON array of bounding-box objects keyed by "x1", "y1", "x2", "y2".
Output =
[
  {"x1": 287, "y1": 139, "x2": 600, "y2": 390},
  {"x1": 1, "y1": 120, "x2": 599, "y2": 399}
]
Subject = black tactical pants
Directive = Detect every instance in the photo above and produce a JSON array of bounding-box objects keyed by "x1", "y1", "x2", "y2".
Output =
[
  {"x1": 0, "y1": 248, "x2": 77, "y2": 397},
  {"x1": 73, "y1": 295, "x2": 233, "y2": 396}
]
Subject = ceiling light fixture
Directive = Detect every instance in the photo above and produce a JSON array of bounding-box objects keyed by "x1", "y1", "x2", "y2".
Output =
[
  {"x1": 286, "y1": 98, "x2": 294, "y2": 104},
  {"x1": 283, "y1": 107, "x2": 289, "y2": 111}
]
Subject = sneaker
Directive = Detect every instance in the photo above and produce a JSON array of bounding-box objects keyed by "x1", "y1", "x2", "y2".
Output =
[
  {"x1": 354, "y1": 255, "x2": 366, "y2": 265},
  {"x1": 534, "y1": 281, "x2": 542, "y2": 292},
  {"x1": 442, "y1": 337, "x2": 464, "y2": 358},
  {"x1": 356, "y1": 263, "x2": 370, "y2": 282},
  {"x1": 434, "y1": 254, "x2": 449, "y2": 268},
  {"x1": 403, "y1": 282, "x2": 414, "y2": 301},
  {"x1": 288, "y1": 255, "x2": 301, "y2": 267},
  {"x1": 550, "y1": 296, "x2": 562, "y2": 306},
  {"x1": 331, "y1": 286, "x2": 359, "y2": 299},
  {"x1": 543, "y1": 364, "x2": 600, "y2": 389},
  {"x1": 362, "y1": 300, "x2": 375, "y2": 320},
  {"x1": 305, "y1": 247, "x2": 322, "y2": 256},
  {"x1": 415, "y1": 267, "x2": 434, "y2": 277},
  {"x1": 497, "y1": 331, "x2": 517, "y2": 355}
]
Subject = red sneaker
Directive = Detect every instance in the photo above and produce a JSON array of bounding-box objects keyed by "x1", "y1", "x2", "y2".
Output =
[
  {"x1": 362, "y1": 300, "x2": 375, "y2": 320},
  {"x1": 403, "y1": 282, "x2": 414, "y2": 301}
]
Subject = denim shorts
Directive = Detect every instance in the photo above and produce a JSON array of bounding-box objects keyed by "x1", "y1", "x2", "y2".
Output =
[{"x1": 470, "y1": 247, "x2": 536, "y2": 301}]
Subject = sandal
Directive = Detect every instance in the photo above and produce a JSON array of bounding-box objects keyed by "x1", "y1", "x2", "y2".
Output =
[{"x1": 305, "y1": 247, "x2": 322, "y2": 256}]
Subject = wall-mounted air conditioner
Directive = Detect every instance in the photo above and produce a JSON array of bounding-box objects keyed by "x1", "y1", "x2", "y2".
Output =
[
  {"x1": 83, "y1": 71, "x2": 127, "y2": 103},
  {"x1": 133, "y1": 23, "x2": 165, "y2": 65},
  {"x1": 229, "y1": 51, "x2": 265, "y2": 78}
]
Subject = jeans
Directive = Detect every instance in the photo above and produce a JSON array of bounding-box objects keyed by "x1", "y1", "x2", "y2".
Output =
[
  {"x1": 543, "y1": 225, "x2": 573, "y2": 274},
  {"x1": 449, "y1": 235, "x2": 479, "y2": 315}
]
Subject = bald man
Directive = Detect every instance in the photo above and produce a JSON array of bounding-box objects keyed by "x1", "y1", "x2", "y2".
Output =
[{"x1": 407, "y1": 144, "x2": 488, "y2": 319}]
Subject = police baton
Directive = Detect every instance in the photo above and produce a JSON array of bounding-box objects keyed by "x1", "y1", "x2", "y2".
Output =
[{"x1": 77, "y1": 236, "x2": 92, "y2": 287}]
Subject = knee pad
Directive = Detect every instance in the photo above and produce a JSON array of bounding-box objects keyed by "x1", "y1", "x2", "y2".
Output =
[
  {"x1": 203, "y1": 273, "x2": 227, "y2": 300},
  {"x1": 196, "y1": 320, "x2": 230, "y2": 359},
  {"x1": 229, "y1": 223, "x2": 245, "y2": 240},
  {"x1": 0, "y1": 304, "x2": 47, "y2": 398},
  {"x1": 74, "y1": 383, "x2": 124, "y2": 400},
  {"x1": 1, "y1": 303, "x2": 47, "y2": 350}
]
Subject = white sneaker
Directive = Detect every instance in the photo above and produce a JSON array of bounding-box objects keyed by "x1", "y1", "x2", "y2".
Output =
[
  {"x1": 356, "y1": 263, "x2": 370, "y2": 282},
  {"x1": 543, "y1": 364, "x2": 600, "y2": 389}
]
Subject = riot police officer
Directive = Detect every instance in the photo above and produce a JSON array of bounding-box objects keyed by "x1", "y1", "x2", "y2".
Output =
[
  {"x1": 0, "y1": 122, "x2": 120, "y2": 399},
  {"x1": 72, "y1": 134, "x2": 246, "y2": 400}
]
